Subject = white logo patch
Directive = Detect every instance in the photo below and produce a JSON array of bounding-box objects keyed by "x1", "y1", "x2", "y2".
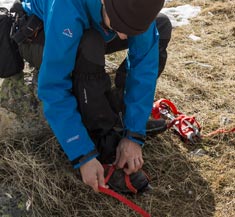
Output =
[{"x1": 62, "y1": 28, "x2": 73, "y2": 38}]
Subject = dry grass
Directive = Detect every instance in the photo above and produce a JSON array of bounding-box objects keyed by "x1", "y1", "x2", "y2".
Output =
[{"x1": 0, "y1": 0, "x2": 235, "y2": 216}]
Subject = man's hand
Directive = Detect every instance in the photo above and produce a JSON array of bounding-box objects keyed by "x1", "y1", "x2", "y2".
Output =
[
  {"x1": 114, "y1": 138, "x2": 144, "y2": 175},
  {"x1": 80, "y1": 158, "x2": 108, "y2": 192}
]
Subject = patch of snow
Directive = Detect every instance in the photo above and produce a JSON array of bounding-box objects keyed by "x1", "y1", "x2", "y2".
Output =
[
  {"x1": 1, "y1": 1, "x2": 201, "y2": 28},
  {"x1": 161, "y1": 4, "x2": 201, "y2": 27},
  {"x1": 0, "y1": 0, "x2": 15, "y2": 9}
]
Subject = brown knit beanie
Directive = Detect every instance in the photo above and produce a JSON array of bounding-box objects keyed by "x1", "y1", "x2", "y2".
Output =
[{"x1": 103, "y1": 0, "x2": 165, "y2": 36}]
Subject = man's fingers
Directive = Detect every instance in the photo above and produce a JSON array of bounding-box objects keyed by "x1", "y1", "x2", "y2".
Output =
[
  {"x1": 80, "y1": 158, "x2": 108, "y2": 192},
  {"x1": 86, "y1": 171, "x2": 107, "y2": 192},
  {"x1": 124, "y1": 158, "x2": 144, "y2": 175},
  {"x1": 117, "y1": 154, "x2": 128, "y2": 169},
  {"x1": 134, "y1": 158, "x2": 141, "y2": 170},
  {"x1": 84, "y1": 177, "x2": 99, "y2": 192},
  {"x1": 124, "y1": 159, "x2": 136, "y2": 175},
  {"x1": 136, "y1": 157, "x2": 144, "y2": 168},
  {"x1": 114, "y1": 147, "x2": 120, "y2": 165},
  {"x1": 97, "y1": 167, "x2": 107, "y2": 189},
  {"x1": 92, "y1": 180, "x2": 99, "y2": 192}
]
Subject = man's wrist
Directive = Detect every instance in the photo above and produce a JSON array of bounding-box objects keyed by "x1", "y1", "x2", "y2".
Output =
[
  {"x1": 124, "y1": 130, "x2": 146, "y2": 146},
  {"x1": 71, "y1": 149, "x2": 99, "y2": 169}
]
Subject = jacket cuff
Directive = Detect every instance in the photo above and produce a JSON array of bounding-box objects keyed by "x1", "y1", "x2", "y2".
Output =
[
  {"x1": 124, "y1": 130, "x2": 146, "y2": 146},
  {"x1": 71, "y1": 149, "x2": 99, "y2": 169}
]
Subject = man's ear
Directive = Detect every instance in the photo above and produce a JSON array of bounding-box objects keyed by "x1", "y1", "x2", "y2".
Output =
[{"x1": 101, "y1": 0, "x2": 104, "y2": 4}]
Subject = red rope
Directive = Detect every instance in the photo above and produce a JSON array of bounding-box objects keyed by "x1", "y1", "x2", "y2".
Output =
[{"x1": 202, "y1": 128, "x2": 235, "y2": 137}]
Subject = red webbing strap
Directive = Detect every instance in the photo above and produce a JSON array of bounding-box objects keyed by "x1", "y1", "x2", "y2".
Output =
[
  {"x1": 99, "y1": 186, "x2": 151, "y2": 217},
  {"x1": 170, "y1": 115, "x2": 201, "y2": 137},
  {"x1": 152, "y1": 98, "x2": 179, "y2": 120},
  {"x1": 125, "y1": 174, "x2": 138, "y2": 194},
  {"x1": 103, "y1": 164, "x2": 116, "y2": 184},
  {"x1": 99, "y1": 165, "x2": 151, "y2": 217},
  {"x1": 157, "y1": 98, "x2": 179, "y2": 115}
]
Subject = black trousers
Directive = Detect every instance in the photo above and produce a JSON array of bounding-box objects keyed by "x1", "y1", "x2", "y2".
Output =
[{"x1": 19, "y1": 13, "x2": 172, "y2": 137}]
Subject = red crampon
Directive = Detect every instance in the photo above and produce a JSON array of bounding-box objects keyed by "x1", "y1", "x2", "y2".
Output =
[{"x1": 152, "y1": 98, "x2": 201, "y2": 143}]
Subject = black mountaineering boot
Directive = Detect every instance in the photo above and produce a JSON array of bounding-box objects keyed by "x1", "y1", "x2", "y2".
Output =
[
  {"x1": 104, "y1": 165, "x2": 150, "y2": 194},
  {"x1": 146, "y1": 118, "x2": 167, "y2": 135}
]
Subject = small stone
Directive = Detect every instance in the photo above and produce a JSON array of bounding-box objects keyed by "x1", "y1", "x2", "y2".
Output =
[{"x1": 190, "y1": 148, "x2": 206, "y2": 156}]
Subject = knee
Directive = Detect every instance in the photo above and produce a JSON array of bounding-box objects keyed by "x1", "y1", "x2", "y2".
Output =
[{"x1": 156, "y1": 13, "x2": 172, "y2": 40}]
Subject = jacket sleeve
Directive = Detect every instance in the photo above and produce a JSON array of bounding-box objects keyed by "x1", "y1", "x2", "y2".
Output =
[
  {"x1": 124, "y1": 22, "x2": 159, "y2": 144},
  {"x1": 37, "y1": 2, "x2": 98, "y2": 168}
]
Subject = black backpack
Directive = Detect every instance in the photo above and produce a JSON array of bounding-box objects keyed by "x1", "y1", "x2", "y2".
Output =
[{"x1": 0, "y1": 7, "x2": 24, "y2": 78}]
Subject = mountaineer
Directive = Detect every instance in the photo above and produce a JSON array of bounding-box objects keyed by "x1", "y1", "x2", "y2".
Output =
[{"x1": 0, "y1": 0, "x2": 172, "y2": 193}]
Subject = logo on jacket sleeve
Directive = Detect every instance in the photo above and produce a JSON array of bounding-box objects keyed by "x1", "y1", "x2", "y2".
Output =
[
  {"x1": 63, "y1": 28, "x2": 73, "y2": 38},
  {"x1": 66, "y1": 134, "x2": 80, "y2": 143}
]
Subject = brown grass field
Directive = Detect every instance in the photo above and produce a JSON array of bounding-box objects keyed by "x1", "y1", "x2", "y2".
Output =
[{"x1": 0, "y1": 0, "x2": 234, "y2": 216}]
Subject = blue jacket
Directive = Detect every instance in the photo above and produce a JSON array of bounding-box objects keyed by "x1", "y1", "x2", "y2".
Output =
[{"x1": 22, "y1": 0, "x2": 159, "y2": 168}]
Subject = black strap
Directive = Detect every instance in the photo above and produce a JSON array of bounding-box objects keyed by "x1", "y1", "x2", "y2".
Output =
[
  {"x1": 71, "y1": 149, "x2": 99, "y2": 166},
  {"x1": 124, "y1": 130, "x2": 146, "y2": 144}
]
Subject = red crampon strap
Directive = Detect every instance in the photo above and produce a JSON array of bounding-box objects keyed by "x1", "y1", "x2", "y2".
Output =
[
  {"x1": 169, "y1": 115, "x2": 201, "y2": 138},
  {"x1": 99, "y1": 165, "x2": 151, "y2": 217},
  {"x1": 99, "y1": 186, "x2": 150, "y2": 217},
  {"x1": 103, "y1": 164, "x2": 116, "y2": 184},
  {"x1": 152, "y1": 98, "x2": 179, "y2": 119},
  {"x1": 152, "y1": 98, "x2": 201, "y2": 143},
  {"x1": 125, "y1": 174, "x2": 138, "y2": 194}
]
